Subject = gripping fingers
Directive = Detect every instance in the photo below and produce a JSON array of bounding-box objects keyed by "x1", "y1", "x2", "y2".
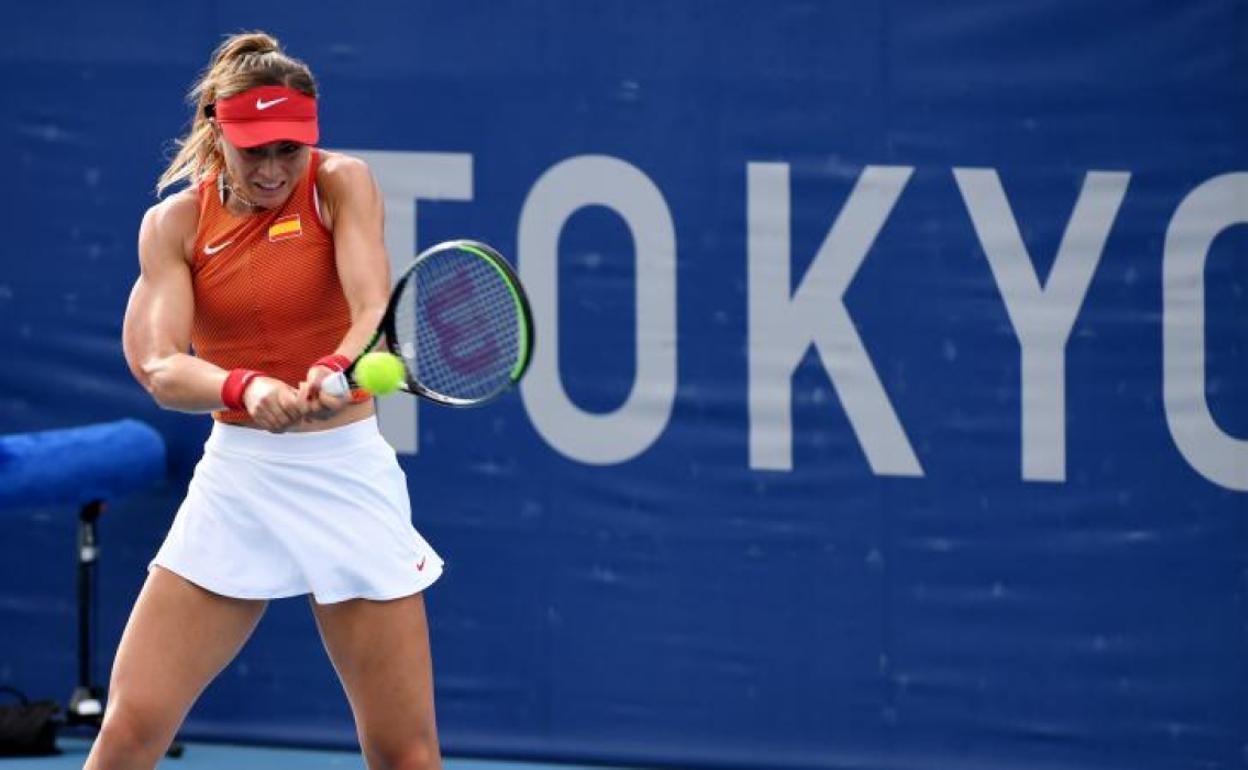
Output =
[
  {"x1": 247, "y1": 380, "x2": 307, "y2": 432},
  {"x1": 299, "y1": 368, "x2": 346, "y2": 420},
  {"x1": 276, "y1": 387, "x2": 309, "y2": 425},
  {"x1": 315, "y1": 385, "x2": 349, "y2": 413},
  {"x1": 251, "y1": 402, "x2": 284, "y2": 432},
  {"x1": 256, "y1": 400, "x2": 295, "y2": 432}
]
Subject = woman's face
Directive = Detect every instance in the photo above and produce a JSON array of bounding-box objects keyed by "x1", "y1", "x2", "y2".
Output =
[{"x1": 217, "y1": 133, "x2": 310, "y2": 209}]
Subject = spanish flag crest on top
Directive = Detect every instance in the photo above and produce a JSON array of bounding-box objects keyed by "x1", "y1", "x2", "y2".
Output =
[{"x1": 268, "y1": 214, "x2": 302, "y2": 243}]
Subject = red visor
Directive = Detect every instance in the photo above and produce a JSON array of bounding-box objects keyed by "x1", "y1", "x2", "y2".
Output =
[{"x1": 214, "y1": 85, "x2": 318, "y2": 148}]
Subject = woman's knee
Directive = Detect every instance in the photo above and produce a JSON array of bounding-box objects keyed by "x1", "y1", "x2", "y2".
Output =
[
  {"x1": 366, "y1": 733, "x2": 441, "y2": 770},
  {"x1": 94, "y1": 696, "x2": 178, "y2": 762}
]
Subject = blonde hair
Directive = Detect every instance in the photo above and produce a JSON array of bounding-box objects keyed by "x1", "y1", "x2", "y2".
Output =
[{"x1": 156, "y1": 31, "x2": 318, "y2": 196}]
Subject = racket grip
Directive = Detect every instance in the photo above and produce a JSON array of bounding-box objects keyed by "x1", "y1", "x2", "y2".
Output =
[{"x1": 321, "y1": 371, "x2": 350, "y2": 398}]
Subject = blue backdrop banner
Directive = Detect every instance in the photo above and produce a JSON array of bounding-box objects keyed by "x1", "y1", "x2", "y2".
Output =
[{"x1": 2, "y1": 2, "x2": 1245, "y2": 768}]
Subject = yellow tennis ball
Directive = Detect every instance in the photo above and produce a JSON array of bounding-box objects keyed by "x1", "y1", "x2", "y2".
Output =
[{"x1": 354, "y1": 352, "x2": 405, "y2": 396}]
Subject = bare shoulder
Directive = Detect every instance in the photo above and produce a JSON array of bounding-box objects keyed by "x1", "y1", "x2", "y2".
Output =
[
  {"x1": 316, "y1": 152, "x2": 381, "y2": 231},
  {"x1": 317, "y1": 150, "x2": 376, "y2": 197},
  {"x1": 139, "y1": 188, "x2": 199, "y2": 265}
]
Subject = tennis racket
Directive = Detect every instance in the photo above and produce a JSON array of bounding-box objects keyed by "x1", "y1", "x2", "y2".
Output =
[{"x1": 321, "y1": 239, "x2": 534, "y2": 406}]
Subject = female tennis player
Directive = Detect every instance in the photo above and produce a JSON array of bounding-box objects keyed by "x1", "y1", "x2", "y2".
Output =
[{"x1": 88, "y1": 32, "x2": 444, "y2": 770}]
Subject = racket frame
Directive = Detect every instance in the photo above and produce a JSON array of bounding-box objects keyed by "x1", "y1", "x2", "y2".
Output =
[{"x1": 334, "y1": 239, "x2": 534, "y2": 407}]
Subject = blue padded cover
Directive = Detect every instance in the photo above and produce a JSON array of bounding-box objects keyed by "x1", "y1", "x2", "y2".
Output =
[{"x1": 0, "y1": 420, "x2": 166, "y2": 510}]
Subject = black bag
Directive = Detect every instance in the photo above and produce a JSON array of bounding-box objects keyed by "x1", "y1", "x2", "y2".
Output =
[{"x1": 0, "y1": 686, "x2": 60, "y2": 756}]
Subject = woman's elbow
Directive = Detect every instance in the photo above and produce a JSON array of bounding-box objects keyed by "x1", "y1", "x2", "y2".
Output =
[{"x1": 138, "y1": 357, "x2": 178, "y2": 408}]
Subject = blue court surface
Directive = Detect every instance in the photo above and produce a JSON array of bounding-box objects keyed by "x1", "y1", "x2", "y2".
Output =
[{"x1": 1, "y1": 738, "x2": 639, "y2": 770}]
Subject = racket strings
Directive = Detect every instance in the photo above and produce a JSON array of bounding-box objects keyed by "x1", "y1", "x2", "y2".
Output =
[{"x1": 393, "y1": 248, "x2": 523, "y2": 402}]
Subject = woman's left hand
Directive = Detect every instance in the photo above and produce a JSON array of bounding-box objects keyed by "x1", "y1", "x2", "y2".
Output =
[{"x1": 298, "y1": 365, "x2": 351, "y2": 420}]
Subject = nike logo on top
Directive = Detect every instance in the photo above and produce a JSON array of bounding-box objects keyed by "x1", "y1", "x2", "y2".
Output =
[
  {"x1": 255, "y1": 97, "x2": 288, "y2": 110},
  {"x1": 204, "y1": 239, "x2": 233, "y2": 256}
]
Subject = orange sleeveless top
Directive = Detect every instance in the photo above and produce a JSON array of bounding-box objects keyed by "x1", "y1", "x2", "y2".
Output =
[{"x1": 191, "y1": 150, "x2": 350, "y2": 422}]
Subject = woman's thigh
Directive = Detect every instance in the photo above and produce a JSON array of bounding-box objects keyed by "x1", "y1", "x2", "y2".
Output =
[
  {"x1": 102, "y1": 566, "x2": 267, "y2": 735},
  {"x1": 311, "y1": 592, "x2": 439, "y2": 765}
]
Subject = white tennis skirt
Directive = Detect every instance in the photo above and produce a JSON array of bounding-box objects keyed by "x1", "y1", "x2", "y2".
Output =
[{"x1": 151, "y1": 415, "x2": 443, "y2": 604}]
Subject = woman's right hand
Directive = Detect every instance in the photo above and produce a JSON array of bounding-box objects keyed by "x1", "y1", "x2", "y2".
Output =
[{"x1": 243, "y1": 377, "x2": 308, "y2": 432}]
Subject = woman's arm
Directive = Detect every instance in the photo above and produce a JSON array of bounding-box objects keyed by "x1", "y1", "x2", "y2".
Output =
[
  {"x1": 324, "y1": 153, "x2": 391, "y2": 351},
  {"x1": 122, "y1": 194, "x2": 224, "y2": 411},
  {"x1": 301, "y1": 154, "x2": 393, "y2": 409},
  {"x1": 122, "y1": 193, "x2": 306, "y2": 430}
]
